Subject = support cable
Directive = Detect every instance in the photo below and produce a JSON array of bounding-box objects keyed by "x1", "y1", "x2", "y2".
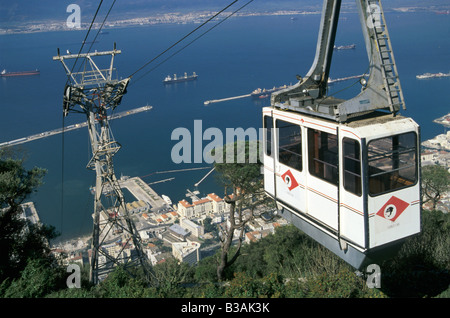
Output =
[
  {"x1": 131, "y1": 0, "x2": 255, "y2": 85},
  {"x1": 127, "y1": 0, "x2": 240, "y2": 79},
  {"x1": 66, "y1": 0, "x2": 105, "y2": 86},
  {"x1": 76, "y1": 0, "x2": 118, "y2": 75},
  {"x1": 60, "y1": 0, "x2": 107, "y2": 238}
]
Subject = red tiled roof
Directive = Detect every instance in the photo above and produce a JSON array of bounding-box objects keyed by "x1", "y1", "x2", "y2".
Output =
[
  {"x1": 193, "y1": 198, "x2": 211, "y2": 205},
  {"x1": 179, "y1": 200, "x2": 193, "y2": 208},
  {"x1": 207, "y1": 193, "x2": 223, "y2": 202}
]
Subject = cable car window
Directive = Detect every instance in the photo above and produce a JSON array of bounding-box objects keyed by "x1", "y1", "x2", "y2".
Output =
[
  {"x1": 308, "y1": 129, "x2": 338, "y2": 184},
  {"x1": 343, "y1": 138, "x2": 361, "y2": 196},
  {"x1": 276, "y1": 119, "x2": 302, "y2": 171},
  {"x1": 368, "y1": 132, "x2": 417, "y2": 196},
  {"x1": 264, "y1": 115, "x2": 273, "y2": 157}
]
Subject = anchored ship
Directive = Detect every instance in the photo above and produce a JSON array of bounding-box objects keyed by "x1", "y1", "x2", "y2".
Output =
[
  {"x1": 416, "y1": 72, "x2": 450, "y2": 79},
  {"x1": 163, "y1": 72, "x2": 198, "y2": 84},
  {"x1": 1, "y1": 69, "x2": 40, "y2": 77}
]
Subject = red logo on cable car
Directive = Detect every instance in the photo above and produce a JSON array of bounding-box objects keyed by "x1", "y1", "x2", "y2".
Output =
[
  {"x1": 281, "y1": 170, "x2": 299, "y2": 191},
  {"x1": 376, "y1": 196, "x2": 409, "y2": 222}
]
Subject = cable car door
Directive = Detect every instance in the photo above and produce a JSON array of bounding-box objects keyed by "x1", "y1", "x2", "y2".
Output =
[{"x1": 273, "y1": 116, "x2": 307, "y2": 215}]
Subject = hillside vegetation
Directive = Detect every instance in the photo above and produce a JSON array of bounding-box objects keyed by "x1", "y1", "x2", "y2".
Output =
[{"x1": 2, "y1": 210, "x2": 449, "y2": 298}]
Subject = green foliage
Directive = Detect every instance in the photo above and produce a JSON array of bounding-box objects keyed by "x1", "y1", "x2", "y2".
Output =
[
  {"x1": 230, "y1": 225, "x2": 349, "y2": 280},
  {"x1": 213, "y1": 140, "x2": 270, "y2": 281},
  {"x1": 1, "y1": 149, "x2": 448, "y2": 299},
  {"x1": 0, "y1": 151, "x2": 46, "y2": 210},
  {"x1": 93, "y1": 266, "x2": 155, "y2": 298},
  {"x1": 304, "y1": 268, "x2": 386, "y2": 298},
  {"x1": 421, "y1": 165, "x2": 450, "y2": 209},
  {"x1": 191, "y1": 282, "x2": 225, "y2": 298},
  {"x1": 1, "y1": 257, "x2": 65, "y2": 298},
  {"x1": 380, "y1": 209, "x2": 450, "y2": 297},
  {"x1": 0, "y1": 150, "x2": 60, "y2": 292},
  {"x1": 194, "y1": 255, "x2": 219, "y2": 283},
  {"x1": 203, "y1": 217, "x2": 218, "y2": 235},
  {"x1": 152, "y1": 258, "x2": 195, "y2": 297},
  {"x1": 223, "y1": 272, "x2": 285, "y2": 298},
  {"x1": 435, "y1": 285, "x2": 450, "y2": 298},
  {"x1": 213, "y1": 141, "x2": 262, "y2": 184}
]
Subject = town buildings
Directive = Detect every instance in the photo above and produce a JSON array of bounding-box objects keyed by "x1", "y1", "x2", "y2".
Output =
[
  {"x1": 177, "y1": 193, "x2": 230, "y2": 219},
  {"x1": 47, "y1": 181, "x2": 284, "y2": 276}
]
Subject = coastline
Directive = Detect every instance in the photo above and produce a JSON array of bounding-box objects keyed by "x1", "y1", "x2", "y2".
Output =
[
  {"x1": 1, "y1": 5, "x2": 449, "y2": 36},
  {"x1": 51, "y1": 234, "x2": 92, "y2": 253},
  {"x1": 0, "y1": 10, "x2": 320, "y2": 35}
]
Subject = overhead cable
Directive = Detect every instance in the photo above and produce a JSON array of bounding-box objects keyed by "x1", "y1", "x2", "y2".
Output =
[
  {"x1": 131, "y1": 0, "x2": 255, "y2": 85},
  {"x1": 127, "y1": 0, "x2": 240, "y2": 79}
]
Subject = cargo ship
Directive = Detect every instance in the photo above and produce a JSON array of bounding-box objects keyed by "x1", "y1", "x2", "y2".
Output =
[
  {"x1": 163, "y1": 72, "x2": 197, "y2": 84},
  {"x1": 1, "y1": 69, "x2": 40, "y2": 77},
  {"x1": 416, "y1": 72, "x2": 450, "y2": 79}
]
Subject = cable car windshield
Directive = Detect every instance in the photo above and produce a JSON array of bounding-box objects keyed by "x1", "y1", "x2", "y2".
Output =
[{"x1": 368, "y1": 132, "x2": 417, "y2": 196}]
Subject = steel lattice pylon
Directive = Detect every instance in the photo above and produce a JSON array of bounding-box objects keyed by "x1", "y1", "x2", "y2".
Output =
[{"x1": 53, "y1": 44, "x2": 154, "y2": 285}]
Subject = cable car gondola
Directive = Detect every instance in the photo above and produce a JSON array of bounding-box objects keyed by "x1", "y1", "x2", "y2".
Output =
[{"x1": 262, "y1": 0, "x2": 421, "y2": 270}]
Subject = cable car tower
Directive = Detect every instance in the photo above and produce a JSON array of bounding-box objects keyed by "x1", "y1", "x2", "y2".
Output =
[
  {"x1": 53, "y1": 44, "x2": 153, "y2": 284},
  {"x1": 263, "y1": 0, "x2": 421, "y2": 270}
]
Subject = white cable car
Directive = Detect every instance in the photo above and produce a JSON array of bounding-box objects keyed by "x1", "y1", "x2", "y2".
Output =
[{"x1": 263, "y1": 0, "x2": 421, "y2": 270}]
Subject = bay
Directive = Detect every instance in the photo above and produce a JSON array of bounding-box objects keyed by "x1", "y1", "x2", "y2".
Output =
[{"x1": 0, "y1": 12, "x2": 449, "y2": 241}]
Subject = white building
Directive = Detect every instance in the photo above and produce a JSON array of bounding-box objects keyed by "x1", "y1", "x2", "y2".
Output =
[
  {"x1": 172, "y1": 240, "x2": 201, "y2": 265},
  {"x1": 177, "y1": 193, "x2": 230, "y2": 219},
  {"x1": 180, "y1": 218, "x2": 204, "y2": 237}
]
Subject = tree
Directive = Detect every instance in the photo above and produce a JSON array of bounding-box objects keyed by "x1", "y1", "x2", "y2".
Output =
[
  {"x1": 213, "y1": 140, "x2": 274, "y2": 281},
  {"x1": 1, "y1": 257, "x2": 66, "y2": 298},
  {"x1": 379, "y1": 209, "x2": 450, "y2": 297},
  {"x1": 421, "y1": 164, "x2": 450, "y2": 210},
  {"x1": 152, "y1": 258, "x2": 194, "y2": 297},
  {"x1": 0, "y1": 148, "x2": 46, "y2": 211},
  {"x1": 0, "y1": 148, "x2": 56, "y2": 284}
]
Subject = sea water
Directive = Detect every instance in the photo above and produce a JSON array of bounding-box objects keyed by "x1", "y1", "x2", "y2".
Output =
[{"x1": 0, "y1": 11, "x2": 449, "y2": 241}]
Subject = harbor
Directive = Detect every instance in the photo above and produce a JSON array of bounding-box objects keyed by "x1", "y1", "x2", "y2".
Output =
[
  {"x1": 204, "y1": 93, "x2": 251, "y2": 105},
  {"x1": 119, "y1": 176, "x2": 168, "y2": 211},
  {"x1": 204, "y1": 85, "x2": 288, "y2": 105},
  {"x1": 434, "y1": 112, "x2": 450, "y2": 128},
  {"x1": 203, "y1": 74, "x2": 367, "y2": 105},
  {"x1": 20, "y1": 202, "x2": 40, "y2": 225},
  {"x1": 0, "y1": 105, "x2": 152, "y2": 148}
]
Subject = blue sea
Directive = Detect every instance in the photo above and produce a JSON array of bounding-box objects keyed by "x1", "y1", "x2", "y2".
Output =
[{"x1": 1, "y1": 11, "x2": 449, "y2": 242}]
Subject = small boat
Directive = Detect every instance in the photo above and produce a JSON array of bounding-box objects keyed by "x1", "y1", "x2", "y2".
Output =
[{"x1": 162, "y1": 195, "x2": 172, "y2": 205}]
